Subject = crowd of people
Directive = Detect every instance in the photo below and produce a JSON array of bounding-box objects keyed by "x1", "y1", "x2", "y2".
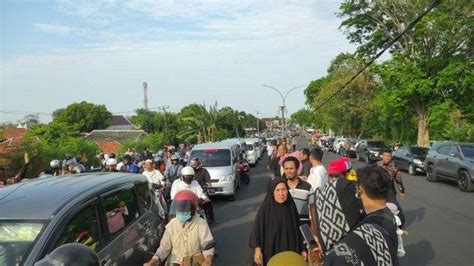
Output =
[
  {"x1": 0, "y1": 136, "x2": 409, "y2": 266},
  {"x1": 250, "y1": 138, "x2": 407, "y2": 265}
]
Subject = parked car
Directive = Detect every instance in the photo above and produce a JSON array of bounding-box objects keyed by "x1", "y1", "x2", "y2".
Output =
[
  {"x1": 393, "y1": 146, "x2": 429, "y2": 175},
  {"x1": 356, "y1": 140, "x2": 391, "y2": 163},
  {"x1": 189, "y1": 142, "x2": 241, "y2": 200},
  {"x1": 0, "y1": 173, "x2": 163, "y2": 266},
  {"x1": 425, "y1": 142, "x2": 474, "y2": 192}
]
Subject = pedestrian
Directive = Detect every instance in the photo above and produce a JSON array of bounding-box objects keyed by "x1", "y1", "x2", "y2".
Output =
[
  {"x1": 323, "y1": 165, "x2": 399, "y2": 265},
  {"x1": 291, "y1": 138, "x2": 297, "y2": 152},
  {"x1": 310, "y1": 159, "x2": 363, "y2": 258},
  {"x1": 268, "y1": 144, "x2": 287, "y2": 178},
  {"x1": 307, "y1": 148, "x2": 328, "y2": 191},
  {"x1": 143, "y1": 190, "x2": 214, "y2": 266},
  {"x1": 299, "y1": 148, "x2": 312, "y2": 181},
  {"x1": 119, "y1": 154, "x2": 133, "y2": 172},
  {"x1": 377, "y1": 149, "x2": 405, "y2": 226},
  {"x1": 142, "y1": 159, "x2": 165, "y2": 186},
  {"x1": 283, "y1": 156, "x2": 312, "y2": 225},
  {"x1": 249, "y1": 177, "x2": 305, "y2": 266},
  {"x1": 267, "y1": 139, "x2": 277, "y2": 157}
]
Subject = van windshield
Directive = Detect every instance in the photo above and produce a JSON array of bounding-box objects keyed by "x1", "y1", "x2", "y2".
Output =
[
  {"x1": 0, "y1": 221, "x2": 45, "y2": 265},
  {"x1": 191, "y1": 149, "x2": 231, "y2": 167}
]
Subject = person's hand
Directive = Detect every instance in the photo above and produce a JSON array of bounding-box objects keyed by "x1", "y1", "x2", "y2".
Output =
[
  {"x1": 400, "y1": 193, "x2": 406, "y2": 200},
  {"x1": 204, "y1": 197, "x2": 210, "y2": 203},
  {"x1": 24, "y1": 152, "x2": 29, "y2": 164},
  {"x1": 254, "y1": 247, "x2": 264, "y2": 266},
  {"x1": 301, "y1": 251, "x2": 308, "y2": 261}
]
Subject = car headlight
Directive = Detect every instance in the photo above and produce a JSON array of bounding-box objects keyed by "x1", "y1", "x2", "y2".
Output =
[
  {"x1": 221, "y1": 175, "x2": 234, "y2": 182},
  {"x1": 413, "y1": 159, "x2": 423, "y2": 165}
]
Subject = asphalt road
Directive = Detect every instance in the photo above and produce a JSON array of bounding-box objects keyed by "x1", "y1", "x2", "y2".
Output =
[{"x1": 210, "y1": 138, "x2": 474, "y2": 266}]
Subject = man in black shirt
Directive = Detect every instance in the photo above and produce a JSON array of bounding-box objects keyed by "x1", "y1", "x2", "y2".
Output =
[
  {"x1": 190, "y1": 158, "x2": 215, "y2": 224},
  {"x1": 299, "y1": 148, "x2": 312, "y2": 181}
]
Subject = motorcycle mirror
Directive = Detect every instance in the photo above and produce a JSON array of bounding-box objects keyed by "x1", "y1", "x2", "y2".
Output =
[{"x1": 202, "y1": 240, "x2": 216, "y2": 251}]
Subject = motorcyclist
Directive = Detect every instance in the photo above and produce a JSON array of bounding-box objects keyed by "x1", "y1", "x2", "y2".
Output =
[
  {"x1": 104, "y1": 158, "x2": 119, "y2": 172},
  {"x1": 34, "y1": 243, "x2": 99, "y2": 266},
  {"x1": 119, "y1": 154, "x2": 133, "y2": 172},
  {"x1": 65, "y1": 159, "x2": 86, "y2": 174},
  {"x1": 49, "y1": 160, "x2": 62, "y2": 176},
  {"x1": 164, "y1": 155, "x2": 183, "y2": 183},
  {"x1": 183, "y1": 162, "x2": 216, "y2": 224},
  {"x1": 143, "y1": 190, "x2": 214, "y2": 266}
]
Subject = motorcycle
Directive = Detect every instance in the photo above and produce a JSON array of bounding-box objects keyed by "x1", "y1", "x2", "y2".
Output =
[{"x1": 239, "y1": 159, "x2": 250, "y2": 185}]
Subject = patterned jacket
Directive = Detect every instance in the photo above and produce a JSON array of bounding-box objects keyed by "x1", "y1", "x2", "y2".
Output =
[{"x1": 377, "y1": 160, "x2": 405, "y2": 194}]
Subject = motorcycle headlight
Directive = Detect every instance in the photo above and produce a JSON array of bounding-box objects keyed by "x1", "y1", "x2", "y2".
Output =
[
  {"x1": 221, "y1": 175, "x2": 234, "y2": 182},
  {"x1": 413, "y1": 159, "x2": 423, "y2": 165}
]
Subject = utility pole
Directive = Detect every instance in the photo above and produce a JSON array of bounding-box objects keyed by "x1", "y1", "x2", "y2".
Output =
[
  {"x1": 256, "y1": 110, "x2": 260, "y2": 136},
  {"x1": 143, "y1": 82, "x2": 148, "y2": 110},
  {"x1": 263, "y1": 84, "x2": 305, "y2": 138}
]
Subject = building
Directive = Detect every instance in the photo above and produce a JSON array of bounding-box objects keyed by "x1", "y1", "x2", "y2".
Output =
[
  {"x1": 84, "y1": 130, "x2": 147, "y2": 154},
  {"x1": 106, "y1": 115, "x2": 137, "y2": 130}
]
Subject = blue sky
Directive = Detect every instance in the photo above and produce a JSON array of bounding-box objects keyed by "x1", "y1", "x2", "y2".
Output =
[{"x1": 0, "y1": 0, "x2": 355, "y2": 123}]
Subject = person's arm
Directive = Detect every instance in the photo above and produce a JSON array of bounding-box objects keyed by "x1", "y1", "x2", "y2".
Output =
[
  {"x1": 194, "y1": 183, "x2": 208, "y2": 201},
  {"x1": 144, "y1": 228, "x2": 172, "y2": 265},
  {"x1": 204, "y1": 170, "x2": 212, "y2": 186},
  {"x1": 199, "y1": 221, "x2": 215, "y2": 261},
  {"x1": 170, "y1": 181, "x2": 179, "y2": 200}
]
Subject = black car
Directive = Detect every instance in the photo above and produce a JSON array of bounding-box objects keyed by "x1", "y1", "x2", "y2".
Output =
[
  {"x1": 0, "y1": 173, "x2": 164, "y2": 265},
  {"x1": 393, "y1": 146, "x2": 429, "y2": 175},
  {"x1": 356, "y1": 140, "x2": 390, "y2": 163}
]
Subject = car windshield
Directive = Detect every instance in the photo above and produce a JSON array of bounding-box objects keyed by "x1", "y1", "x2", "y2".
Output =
[
  {"x1": 191, "y1": 149, "x2": 231, "y2": 167},
  {"x1": 0, "y1": 221, "x2": 45, "y2": 265},
  {"x1": 247, "y1": 144, "x2": 254, "y2": 150},
  {"x1": 410, "y1": 147, "x2": 429, "y2": 156},
  {"x1": 460, "y1": 145, "x2": 474, "y2": 158},
  {"x1": 368, "y1": 141, "x2": 387, "y2": 148}
]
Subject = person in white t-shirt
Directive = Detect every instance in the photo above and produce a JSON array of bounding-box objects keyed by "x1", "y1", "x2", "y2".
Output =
[
  {"x1": 170, "y1": 167, "x2": 208, "y2": 202},
  {"x1": 307, "y1": 148, "x2": 328, "y2": 192},
  {"x1": 142, "y1": 159, "x2": 166, "y2": 186}
]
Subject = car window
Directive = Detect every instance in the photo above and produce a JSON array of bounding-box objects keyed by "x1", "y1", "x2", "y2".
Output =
[
  {"x1": 135, "y1": 182, "x2": 151, "y2": 212},
  {"x1": 437, "y1": 145, "x2": 451, "y2": 155},
  {"x1": 460, "y1": 145, "x2": 474, "y2": 159},
  {"x1": 450, "y1": 145, "x2": 460, "y2": 155},
  {"x1": 102, "y1": 188, "x2": 139, "y2": 237},
  {"x1": 54, "y1": 202, "x2": 101, "y2": 251}
]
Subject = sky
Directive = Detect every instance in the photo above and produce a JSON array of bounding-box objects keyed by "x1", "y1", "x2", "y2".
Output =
[{"x1": 0, "y1": 0, "x2": 355, "y2": 123}]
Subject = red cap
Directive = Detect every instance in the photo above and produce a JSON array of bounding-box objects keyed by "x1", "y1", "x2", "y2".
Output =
[
  {"x1": 328, "y1": 159, "x2": 348, "y2": 175},
  {"x1": 174, "y1": 190, "x2": 198, "y2": 208}
]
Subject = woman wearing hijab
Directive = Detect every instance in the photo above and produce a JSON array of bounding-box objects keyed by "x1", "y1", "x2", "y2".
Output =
[{"x1": 249, "y1": 177, "x2": 305, "y2": 265}]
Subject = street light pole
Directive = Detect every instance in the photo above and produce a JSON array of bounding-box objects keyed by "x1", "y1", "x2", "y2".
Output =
[{"x1": 263, "y1": 84, "x2": 305, "y2": 138}]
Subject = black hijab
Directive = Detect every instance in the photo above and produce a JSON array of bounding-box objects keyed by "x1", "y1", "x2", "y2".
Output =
[{"x1": 249, "y1": 177, "x2": 304, "y2": 264}]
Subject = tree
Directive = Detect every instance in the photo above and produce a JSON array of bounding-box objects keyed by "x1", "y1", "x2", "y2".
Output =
[
  {"x1": 338, "y1": 0, "x2": 473, "y2": 146},
  {"x1": 53, "y1": 101, "x2": 112, "y2": 132},
  {"x1": 290, "y1": 109, "x2": 317, "y2": 128}
]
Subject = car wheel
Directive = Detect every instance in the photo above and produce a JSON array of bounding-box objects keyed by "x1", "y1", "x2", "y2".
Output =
[
  {"x1": 408, "y1": 164, "x2": 416, "y2": 175},
  {"x1": 365, "y1": 155, "x2": 370, "y2": 164},
  {"x1": 426, "y1": 164, "x2": 438, "y2": 182},
  {"x1": 458, "y1": 170, "x2": 473, "y2": 192}
]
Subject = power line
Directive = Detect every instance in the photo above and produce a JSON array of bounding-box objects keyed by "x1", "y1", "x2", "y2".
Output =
[{"x1": 315, "y1": 0, "x2": 441, "y2": 110}]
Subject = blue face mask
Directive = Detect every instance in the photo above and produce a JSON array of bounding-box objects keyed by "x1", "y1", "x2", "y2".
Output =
[{"x1": 176, "y1": 211, "x2": 192, "y2": 223}]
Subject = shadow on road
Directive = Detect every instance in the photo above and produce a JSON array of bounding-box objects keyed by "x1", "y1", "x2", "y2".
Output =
[
  {"x1": 403, "y1": 207, "x2": 426, "y2": 228},
  {"x1": 399, "y1": 240, "x2": 435, "y2": 265}
]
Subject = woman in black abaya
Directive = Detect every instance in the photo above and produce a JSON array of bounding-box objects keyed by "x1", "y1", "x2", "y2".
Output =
[{"x1": 249, "y1": 177, "x2": 305, "y2": 265}]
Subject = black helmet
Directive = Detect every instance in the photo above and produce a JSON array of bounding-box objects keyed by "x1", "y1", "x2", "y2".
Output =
[
  {"x1": 34, "y1": 243, "x2": 99, "y2": 266},
  {"x1": 122, "y1": 154, "x2": 132, "y2": 162}
]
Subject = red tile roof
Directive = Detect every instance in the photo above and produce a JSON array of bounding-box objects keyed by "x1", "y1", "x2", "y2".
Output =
[
  {"x1": 95, "y1": 140, "x2": 122, "y2": 154},
  {"x1": 3, "y1": 128, "x2": 27, "y2": 139}
]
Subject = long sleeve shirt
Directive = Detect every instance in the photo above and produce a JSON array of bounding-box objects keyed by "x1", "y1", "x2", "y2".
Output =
[
  {"x1": 377, "y1": 160, "x2": 405, "y2": 194},
  {"x1": 153, "y1": 216, "x2": 215, "y2": 264},
  {"x1": 170, "y1": 180, "x2": 207, "y2": 200},
  {"x1": 142, "y1": 169, "x2": 166, "y2": 186}
]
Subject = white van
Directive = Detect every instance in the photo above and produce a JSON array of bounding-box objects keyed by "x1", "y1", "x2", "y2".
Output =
[
  {"x1": 189, "y1": 142, "x2": 240, "y2": 200},
  {"x1": 245, "y1": 140, "x2": 258, "y2": 166}
]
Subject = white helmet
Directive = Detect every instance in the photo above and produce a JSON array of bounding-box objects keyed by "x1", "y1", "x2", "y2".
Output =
[
  {"x1": 181, "y1": 166, "x2": 195, "y2": 176},
  {"x1": 106, "y1": 158, "x2": 118, "y2": 166}
]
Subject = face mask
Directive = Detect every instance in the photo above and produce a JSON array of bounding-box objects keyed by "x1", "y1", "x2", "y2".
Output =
[{"x1": 176, "y1": 211, "x2": 192, "y2": 223}]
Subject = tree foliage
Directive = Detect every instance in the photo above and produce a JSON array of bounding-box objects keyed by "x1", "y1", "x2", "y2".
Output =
[{"x1": 53, "y1": 101, "x2": 112, "y2": 132}]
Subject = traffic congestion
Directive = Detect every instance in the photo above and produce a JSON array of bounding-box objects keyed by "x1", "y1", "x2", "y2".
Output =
[{"x1": 2, "y1": 0, "x2": 473, "y2": 265}]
